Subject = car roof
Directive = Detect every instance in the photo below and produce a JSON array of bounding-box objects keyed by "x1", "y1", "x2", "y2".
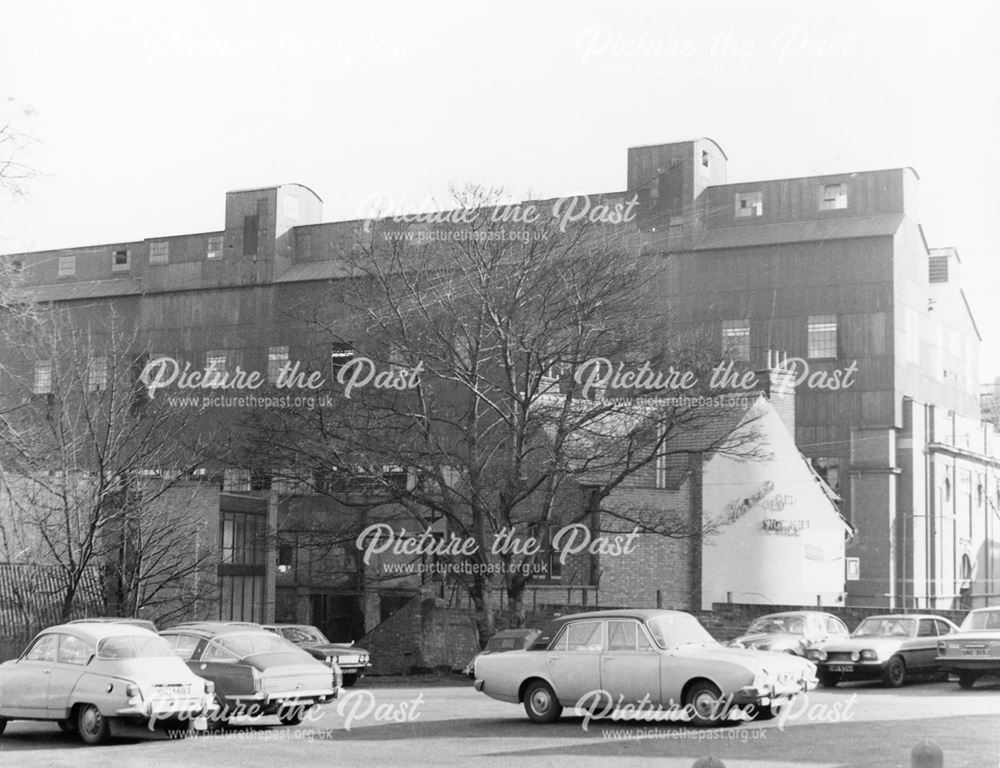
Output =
[
  {"x1": 859, "y1": 614, "x2": 952, "y2": 622},
  {"x1": 164, "y1": 621, "x2": 267, "y2": 636},
  {"x1": 752, "y1": 611, "x2": 838, "y2": 619},
  {"x1": 38, "y1": 622, "x2": 160, "y2": 643},
  {"x1": 968, "y1": 607, "x2": 1000, "y2": 613},
  {"x1": 531, "y1": 609, "x2": 694, "y2": 650}
]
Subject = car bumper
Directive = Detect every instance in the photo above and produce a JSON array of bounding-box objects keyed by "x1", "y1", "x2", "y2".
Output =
[
  {"x1": 733, "y1": 678, "x2": 815, "y2": 707},
  {"x1": 117, "y1": 697, "x2": 217, "y2": 719},
  {"x1": 239, "y1": 689, "x2": 338, "y2": 707},
  {"x1": 937, "y1": 656, "x2": 1000, "y2": 673}
]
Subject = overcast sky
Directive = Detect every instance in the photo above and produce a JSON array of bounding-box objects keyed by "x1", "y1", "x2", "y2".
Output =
[{"x1": 2, "y1": 0, "x2": 998, "y2": 378}]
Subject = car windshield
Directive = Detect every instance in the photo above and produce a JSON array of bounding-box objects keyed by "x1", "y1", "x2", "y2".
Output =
[
  {"x1": 645, "y1": 614, "x2": 717, "y2": 650},
  {"x1": 280, "y1": 626, "x2": 328, "y2": 643},
  {"x1": 853, "y1": 618, "x2": 915, "y2": 638},
  {"x1": 98, "y1": 634, "x2": 175, "y2": 659},
  {"x1": 960, "y1": 610, "x2": 1000, "y2": 631},
  {"x1": 210, "y1": 632, "x2": 302, "y2": 658},
  {"x1": 747, "y1": 616, "x2": 806, "y2": 635}
]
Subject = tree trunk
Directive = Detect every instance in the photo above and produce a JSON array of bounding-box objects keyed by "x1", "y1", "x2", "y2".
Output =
[{"x1": 470, "y1": 575, "x2": 495, "y2": 649}]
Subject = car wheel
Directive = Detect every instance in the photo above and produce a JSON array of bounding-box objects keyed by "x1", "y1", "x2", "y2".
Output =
[
  {"x1": 57, "y1": 718, "x2": 78, "y2": 733},
  {"x1": 77, "y1": 704, "x2": 110, "y2": 745},
  {"x1": 958, "y1": 672, "x2": 978, "y2": 690},
  {"x1": 342, "y1": 674, "x2": 359, "y2": 688},
  {"x1": 818, "y1": 670, "x2": 841, "y2": 688},
  {"x1": 684, "y1": 679, "x2": 728, "y2": 727},
  {"x1": 881, "y1": 656, "x2": 906, "y2": 687},
  {"x1": 522, "y1": 680, "x2": 562, "y2": 724}
]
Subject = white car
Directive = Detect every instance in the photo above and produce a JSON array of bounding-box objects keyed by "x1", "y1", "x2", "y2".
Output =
[
  {"x1": 473, "y1": 609, "x2": 817, "y2": 726},
  {"x1": 0, "y1": 622, "x2": 216, "y2": 744}
]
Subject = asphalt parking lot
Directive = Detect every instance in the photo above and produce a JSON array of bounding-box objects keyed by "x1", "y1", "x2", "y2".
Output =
[{"x1": 1, "y1": 678, "x2": 998, "y2": 768}]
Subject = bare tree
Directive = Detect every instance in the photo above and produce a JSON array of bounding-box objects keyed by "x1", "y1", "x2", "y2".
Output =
[
  {"x1": 245, "y1": 187, "x2": 766, "y2": 645},
  {"x1": 0, "y1": 307, "x2": 219, "y2": 625}
]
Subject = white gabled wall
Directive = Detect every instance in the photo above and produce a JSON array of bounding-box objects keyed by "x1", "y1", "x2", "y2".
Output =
[{"x1": 701, "y1": 398, "x2": 849, "y2": 609}]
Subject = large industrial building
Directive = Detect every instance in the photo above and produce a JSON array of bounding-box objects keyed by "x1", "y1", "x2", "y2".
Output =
[{"x1": 2, "y1": 138, "x2": 997, "y2": 645}]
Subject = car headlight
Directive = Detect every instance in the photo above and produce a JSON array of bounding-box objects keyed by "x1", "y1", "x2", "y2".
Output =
[
  {"x1": 251, "y1": 667, "x2": 264, "y2": 693},
  {"x1": 850, "y1": 651, "x2": 860, "y2": 662},
  {"x1": 126, "y1": 683, "x2": 142, "y2": 702},
  {"x1": 325, "y1": 655, "x2": 333, "y2": 664},
  {"x1": 860, "y1": 649, "x2": 878, "y2": 661},
  {"x1": 807, "y1": 649, "x2": 826, "y2": 661}
]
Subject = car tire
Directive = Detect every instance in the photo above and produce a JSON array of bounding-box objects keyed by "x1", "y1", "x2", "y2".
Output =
[
  {"x1": 818, "y1": 670, "x2": 841, "y2": 688},
  {"x1": 684, "y1": 679, "x2": 728, "y2": 727},
  {"x1": 57, "y1": 718, "x2": 78, "y2": 733},
  {"x1": 522, "y1": 680, "x2": 562, "y2": 724},
  {"x1": 342, "y1": 674, "x2": 359, "y2": 688},
  {"x1": 957, "y1": 672, "x2": 978, "y2": 690},
  {"x1": 77, "y1": 704, "x2": 111, "y2": 745},
  {"x1": 881, "y1": 656, "x2": 906, "y2": 688}
]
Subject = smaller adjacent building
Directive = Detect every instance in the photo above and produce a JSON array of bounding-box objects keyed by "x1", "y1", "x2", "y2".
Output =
[{"x1": 575, "y1": 378, "x2": 852, "y2": 613}]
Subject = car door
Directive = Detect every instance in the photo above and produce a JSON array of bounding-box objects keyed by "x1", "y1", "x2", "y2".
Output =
[
  {"x1": 1, "y1": 634, "x2": 59, "y2": 717},
  {"x1": 194, "y1": 637, "x2": 257, "y2": 708},
  {"x1": 601, "y1": 619, "x2": 661, "y2": 704},
  {"x1": 908, "y1": 619, "x2": 939, "y2": 670},
  {"x1": 544, "y1": 619, "x2": 603, "y2": 707},
  {"x1": 47, "y1": 633, "x2": 91, "y2": 716}
]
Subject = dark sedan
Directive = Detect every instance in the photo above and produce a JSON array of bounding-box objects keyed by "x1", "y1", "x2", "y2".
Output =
[
  {"x1": 161, "y1": 622, "x2": 340, "y2": 725},
  {"x1": 262, "y1": 624, "x2": 371, "y2": 688}
]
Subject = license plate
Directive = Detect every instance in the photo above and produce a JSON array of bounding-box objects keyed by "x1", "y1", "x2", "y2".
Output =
[
  {"x1": 829, "y1": 664, "x2": 854, "y2": 673},
  {"x1": 961, "y1": 647, "x2": 990, "y2": 657}
]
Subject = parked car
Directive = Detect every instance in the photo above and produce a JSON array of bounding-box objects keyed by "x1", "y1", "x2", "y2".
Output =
[
  {"x1": 473, "y1": 609, "x2": 816, "y2": 726},
  {"x1": 262, "y1": 624, "x2": 371, "y2": 687},
  {"x1": 807, "y1": 614, "x2": 959, "y2": 687},
  {"x1": 729, "y1": 612, "x2": 849, "y2": 656},
  {"x1": 67, "y1": 617, "x2": 159, "y2": 633},
  {"x1": 464, "y1": 628, "x2": 541, "y2": 677},
  {"x1": 937, "y1": 606, "x2": 1000, "y2": 689},
  {"x1": 0, "y1": 621, "x2": 216, "y2": 744},
  {"x1": 160, "y1": 621, "x2": 340, "y2": 726}
]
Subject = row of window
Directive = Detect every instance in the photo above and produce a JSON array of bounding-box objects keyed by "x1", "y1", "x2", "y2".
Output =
[
  {"x1": 54, "y1": 235, "x2": 225, "y2": 278},
  {"x1": 721, "y1": 315, "x2": 839, "y2": 361},
  {"x1": 733, "y1": 183, "x2": 848, "y2": 219}
]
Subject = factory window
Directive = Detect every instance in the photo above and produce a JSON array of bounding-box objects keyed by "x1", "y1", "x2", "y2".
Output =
[
  {"x1": 206, "y1": 235, "x2": 223, "y2": 260},
  {"x1": 88, "y1": 357, "x2": 107, "y2": 392},
  {"x1": 243, "y1": 215, "x2": 259, "y2": 256},
  {"x1": 722, "y1": 320, "x2": 750, "y2": 361},
  {"x1": 149, "y1": 241, "x2": 170, "y2": 265},
  {"x1": 807, "y1": 315, "x2": 838, "y2": 359},
  {"x1": 929, "y1": 255, "x2": 949, "y2": 283},
  {"x1": 33, "y1": 359, "x2": 53, "y2": 394},
  {"x1": 111, "y1": 249, "x2": 130, "y2": 272},
  {"x1": 220, "y1": 509, "x2": 266, "y2": 565},
  {"x1": 734, "y1": 192, "x2": 762, "y2": 218},
  {"x1": 57, "y1": 255, "x2": 76, "y2": 278},
  {"x1": 268, "y1": 346, "x2": 289, "y2": 384},
  {"x1": 820, "y1": 183, "x2": 847, "y2": 211},
  {"x1": 330, "y1": 343, "x2": 355, "y2": 374},
  {"x1": 206, "y1": 350, "x2": 228, "y2": 375}
]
